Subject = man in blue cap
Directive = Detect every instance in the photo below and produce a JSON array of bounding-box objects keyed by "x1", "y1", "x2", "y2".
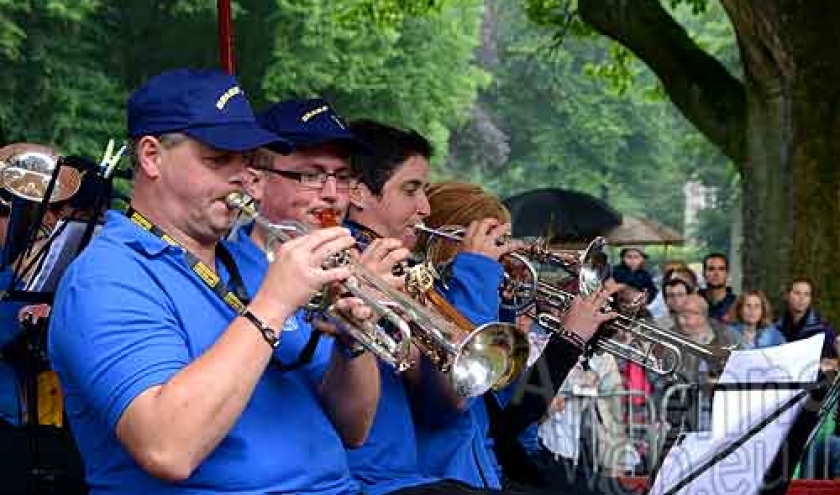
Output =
[{"x1": 48, "y1": 69, "x2": 378, "y2": 494}]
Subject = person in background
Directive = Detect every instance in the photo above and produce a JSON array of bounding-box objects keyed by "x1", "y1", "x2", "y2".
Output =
[
  {"x1": 727, "y1": 290, "x2": 786, "y2": 349},
  {"x1": 776, "y1": 277, "x2": 839, "y2": 368},
  {"x1": 611, "y1": 247, "x2": 657, "y2": 306},
  {"x1": 699, "y1": 253, "x2": 736, "y2": 323},
  {"x1": 655, "y1": 278, "x2": 693, "y2": 332},
  {"x1": 674, "y1": 294, "x2": 743, "y2": 432}
]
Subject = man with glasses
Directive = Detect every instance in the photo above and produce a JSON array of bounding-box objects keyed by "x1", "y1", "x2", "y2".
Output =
[{"x1": 226, "y1": 98, "x2": 411, "y2": 492}]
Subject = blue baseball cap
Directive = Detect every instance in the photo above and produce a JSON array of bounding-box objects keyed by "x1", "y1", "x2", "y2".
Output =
[
  {"x1": 127, "y1": 68, "x2": 293, "y2": 153},
  {"x1": 256, "y1": 98, "x2": 371, "y2": 154}
]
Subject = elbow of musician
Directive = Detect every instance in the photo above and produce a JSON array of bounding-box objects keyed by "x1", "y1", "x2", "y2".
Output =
[
  {"x1": 340, "y1": 423, "x2": 372, "y2": 449},
  {"x1": 134, "y1": 445, "x2": 199, "y2": 483}
]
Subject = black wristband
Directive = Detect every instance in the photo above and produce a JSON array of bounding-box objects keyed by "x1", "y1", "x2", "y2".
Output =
[
  {"x1": 241, "y1": 309, "x2": 281, "y2": 348},
  {"x1": 334, "y1": 336, "x2": 367, "y2": 360},
  {"x1": 558, "y1": 327, "x2": 586, "y2": 351}
]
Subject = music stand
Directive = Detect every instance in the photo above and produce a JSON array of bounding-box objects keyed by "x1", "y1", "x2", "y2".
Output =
[
  {"x1": 648, "y1": 337, "x2": 833, "y2": 495},
  {"x1": 1, "y1": 152, "x2": 110, "y2": 426}
]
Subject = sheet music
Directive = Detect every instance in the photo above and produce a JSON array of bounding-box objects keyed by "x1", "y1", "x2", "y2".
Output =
[
  {"x1": 26, "y1": 218, "x2": 102, "y2": 292},
  {"x1": 649, "y1": 334, "x2": 825, "y2": 495}
]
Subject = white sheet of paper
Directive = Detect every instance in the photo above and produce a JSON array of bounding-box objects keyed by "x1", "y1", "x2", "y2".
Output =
[
  {"x1": 712, "y1": 335, "x2": 824, "y2": 439},
  {"x1": 649, "y1": 334, "x2": 825, "y2": 495}
]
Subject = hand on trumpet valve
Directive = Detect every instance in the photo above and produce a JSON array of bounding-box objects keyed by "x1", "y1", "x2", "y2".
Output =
[
  {"x1": 461, "y1": 218, "x2": 525, "y2": 262},
  {"x1": 313, "y1": 295, "x2": 376, "y2": 337},
  {"x1": 354, "y1": 238, "x2": 411, "y2": 290},
  {"x1": 259, "y1": 227, "x2": 356, "y2": 314},
  {"x1": 560, "y1": 281, "x2": 620, "y2": 343}
]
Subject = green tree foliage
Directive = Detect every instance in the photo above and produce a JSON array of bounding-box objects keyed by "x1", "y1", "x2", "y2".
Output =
[
  {"x1": 0, "y1": 0, "x2": 122, "y2": 155},
  {"x1": 0, "y1": 0, "x2": 734, "y2": 256},
  {"x1": 446, "y1": 0, "x2": 722, "y2": 238},
  {"x1": 489, "y1": 0, "x2": 739, "y2": 252},
  {"x1": 0, "y1": 1, "x2": 488, "y2": 171},
  {"x1": 256, "y1": 0, "x2": 489, "y2": 162}
]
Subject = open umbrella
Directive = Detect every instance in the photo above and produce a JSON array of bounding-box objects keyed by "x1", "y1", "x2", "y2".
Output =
[{"x1": 503, "y1": 188, "x2": 622, "y2": 243}]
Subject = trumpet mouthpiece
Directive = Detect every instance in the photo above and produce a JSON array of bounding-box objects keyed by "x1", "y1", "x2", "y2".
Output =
[{"x1": 225, "y1": 191, "x2": 256, "y2": 217}]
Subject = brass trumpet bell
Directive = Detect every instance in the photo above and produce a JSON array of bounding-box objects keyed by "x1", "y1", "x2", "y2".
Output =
[
  {"x1": 447, "y1": 322, "x2": 530, "y2": 397},
  {"x1": 0, "y1": 150, "x2": 81, "y2": 203}
]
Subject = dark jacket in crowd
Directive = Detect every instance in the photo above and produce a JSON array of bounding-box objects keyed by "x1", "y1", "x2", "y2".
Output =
[
  {"x1": 699, "y1": 286, "x2": 737, "y2": 323},
  {"x1": 777, "y1": 309, "x2": 838, "y2": 359},
  {"x1": 611, "y1": 263, "x2": 657, "y2": 305}
]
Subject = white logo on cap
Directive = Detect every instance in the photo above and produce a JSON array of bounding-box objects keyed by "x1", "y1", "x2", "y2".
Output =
[
  {"x1": 330, "y1": 115, "x2": 346, "y2": 129},
  {"x1": 301, "y1": 105, "x2": 329, "y2": 122},
  {"x1": 216, "y1": 85, "x2": 242, "y2": 110}
]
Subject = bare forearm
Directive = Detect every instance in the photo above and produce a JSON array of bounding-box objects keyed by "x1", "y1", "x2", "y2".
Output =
[{"x1": 319, "y1": 350, "x2": 380, "y2": 447}]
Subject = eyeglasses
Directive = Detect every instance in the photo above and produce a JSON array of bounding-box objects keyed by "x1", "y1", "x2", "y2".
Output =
[{"x1": 256, "y1": 168, "x2": 358, "y2": 190}]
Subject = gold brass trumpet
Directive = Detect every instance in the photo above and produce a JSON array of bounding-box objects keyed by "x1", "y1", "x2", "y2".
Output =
[
  {"x1": 400, "y1": 263, "x2": 530, "y2": 396},
  {"x1": 226, "y1": 192, "x2": 414, "y2": 371}
]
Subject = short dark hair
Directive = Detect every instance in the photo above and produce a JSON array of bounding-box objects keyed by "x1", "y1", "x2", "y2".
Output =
[
  {"x1": 702, "y1": 252, "x2": 728, "y2": 271},
  {"x1": 663, "y1": 266, "x2": 698, "y2": 291},
  {"x1": 663, "y1": 278, "x2": 692, "y2": 296},
  {"x1": 786, "y1": 276, "x2": 816, "y2": 297},
  {"x1": 349, "y1": 119, "x2": 432, "y2": 195}
]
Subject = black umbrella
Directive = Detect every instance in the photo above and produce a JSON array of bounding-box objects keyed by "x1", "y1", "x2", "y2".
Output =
[{"x1": 503, "y1": 187, "x2": 622, "y2": 243}]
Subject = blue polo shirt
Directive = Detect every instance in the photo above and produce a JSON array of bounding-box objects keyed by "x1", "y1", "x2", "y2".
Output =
[
  {"x1": 49, "y1": 211, "x2": 358, "y2": 495},
  {"x1": 341, "y1": 220, "x2": 437, "y2": 494},
  {"x1": 415, "y1": 252, "x2": 507, "y2": 489},
  {"x1": 345, "y1": 362, "x2": 435, "y2": 495}
]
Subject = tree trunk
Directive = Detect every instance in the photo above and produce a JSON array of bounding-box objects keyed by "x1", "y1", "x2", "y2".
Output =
[
  {"x1": 578, "y1": 0, "x2": 840, "y2": 322},
  {"x1": 740, "y1": 88, "x2": 840, "y2": 320},
  {"x1": 725, "y1": 0, "x2": 840, "y2": 321}
]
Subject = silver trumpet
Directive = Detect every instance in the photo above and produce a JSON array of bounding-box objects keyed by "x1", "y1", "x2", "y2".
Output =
[
  {"x1": 415, "y1": 223, "x2": 589, "y2": 313},
  {"x1": 229, "y1": 193, "x2": 528, "y2": 397},
  {"x1": 417, "y1": 225, "x2": 731, "y2": 376},
  {"x1": 522, "y1": 240, "x2": 731, "y2": 376},
  {"x1": 226, "y1": 192, "x2": 414, "y2": 371}
]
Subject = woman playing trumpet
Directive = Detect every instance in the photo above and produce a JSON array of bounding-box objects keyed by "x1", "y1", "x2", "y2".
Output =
[{"x1": 408, "y1": 180, "x2": 619, "y2": 492}]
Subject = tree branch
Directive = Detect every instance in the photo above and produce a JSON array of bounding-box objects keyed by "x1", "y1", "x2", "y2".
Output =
[{"x1": 578, "y1": 0, "x2": 746, "y2": 165}]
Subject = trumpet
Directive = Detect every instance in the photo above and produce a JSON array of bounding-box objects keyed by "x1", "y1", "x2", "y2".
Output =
[
  {"x1": 400, "y1": 263, "x2": 530, "y2": 396},
  {"x1": 319, "y1": 214, "x2": 528, "y2": 396},
  {"x1": 226, "y1": 192, "x2": 414, "y2": 371},
  {"x1": 416, "y1": 223, "x2": 593, "y2": 313},
  {"x1": 417, "y1": 225, "x2": 731, "y2": 376},
  {"x1": 519, "y1": 238, "x2": 731, "y2": 375}
]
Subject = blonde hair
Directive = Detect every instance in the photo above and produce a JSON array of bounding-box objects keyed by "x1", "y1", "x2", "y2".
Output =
[{"x1": 731, "y1": 289, "x2": 773, "y2": 327}]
